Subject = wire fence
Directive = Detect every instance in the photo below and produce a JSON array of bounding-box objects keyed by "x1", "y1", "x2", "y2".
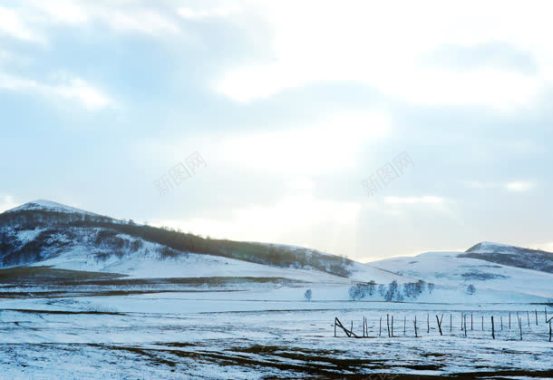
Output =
[{"x1": 334, "y1": 308, "x2": 553, "y2": 342}]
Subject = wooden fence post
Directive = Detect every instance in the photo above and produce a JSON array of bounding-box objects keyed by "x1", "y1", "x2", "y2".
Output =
[
  {"x1": 334, "y1": 317, "x2": 359, "y2": 338},
  {"x1": 518, "y1": 315, "x2": 523, "y2": 341},
  {"x1": 436, "y1": 315, "x2": 443, "y2": 336},
  {"x1": 427, "y1": 313, "x2": 430, "y2": 334},
  {"x1": 491, "y1": 316, "x2": 495, "y2": 340}
]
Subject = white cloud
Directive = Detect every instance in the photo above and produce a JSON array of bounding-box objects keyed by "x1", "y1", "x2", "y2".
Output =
[
  {"x1": 27, "y1": 0, "x2": 88, "y2": 25},
  {"x1": 214, "y1": 111, "x2": 391, "y2": 174},
  {"x1": 505, "y1": 181, "x2": 535, "y2": 192},
  {"x1": 177, "y1": 5, "x2": 240, "y2": 20},
  {"x1": 384, "y1": 196, "x2": 445, "y2": 205},
  {"x1": 137, "y1": 109, "x2": 391, "y2": 174},
  {"x1": 101, "y1": 8, "x2": 180, "y2": 36},
  {"x1": 55, "y1": 78, "x2": 113, "y2": 110},
  {"x1": 215, "y1": 0, "x2": 553, "y2": 109},
  {"x1": 464, "y1": 180, "x2": 536, "y2": 193},
  {"x1": 152, "y1": 193, "x2": 361, "y2": 253},
  {"x1": 1, "y1": 2, "x2": 182, "y2": 42},
  {"x1": 0, "y1": 195, "x2": 17, "y2": 213},
  {"x1": 0, "y1": 73, "x2": 114, "y2": 111},
  {"x1": 463, "y1": 180, "x2": 498, "y2": 190},
  {"x1": 0, "y1": 6, "x2": 42, "y2": 42},
  {"x1": 287, "y1": 177, "x2": 316, "y2": 193}
]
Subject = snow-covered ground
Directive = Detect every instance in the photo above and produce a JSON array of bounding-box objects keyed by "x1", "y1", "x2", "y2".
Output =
[
  {"x1": 27, "y1": 237, "x2": 407, "y2": 286},
  {"x1": 1, "y1": 281, "x2": 553, "y2": 379},
  {"x1": 32, "y1": 245, "x2": 345, "y2": 283}
]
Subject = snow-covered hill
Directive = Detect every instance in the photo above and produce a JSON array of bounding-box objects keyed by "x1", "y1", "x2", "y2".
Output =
[
  {"x1": 0, "y1": 200, "x2": 400, "y2": 283},
  {"x1": 2, "y1": 200, "x2": 552, "y2": 303},
  {"x1": 371, "y1": 246, "x2": 553, "y2": 302},
  {"x1": 461, "y1": 241, "x2": 553, "y2": 274},
  {"x1": 5, "y1": 199, "x2": 101, "y2": 216}
]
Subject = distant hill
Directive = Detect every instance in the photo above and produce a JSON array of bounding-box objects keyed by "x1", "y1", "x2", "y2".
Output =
[
  {"x1": 0, "y1": 200, "x2": 354, "y2": 277},
  {"x1": 370, "y1": 244, "x2": 553, "y2": 302},
  {"x1": 2, "y1": 201, "x2": 552, "y2": 301},
  {"x1": 460, "y1": 241, "x2": 553, "y2": 274}
]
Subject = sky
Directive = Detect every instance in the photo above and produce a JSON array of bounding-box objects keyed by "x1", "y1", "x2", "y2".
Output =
[{"x1": 1, "y1": 0, "x2": 553, "y2": 261}]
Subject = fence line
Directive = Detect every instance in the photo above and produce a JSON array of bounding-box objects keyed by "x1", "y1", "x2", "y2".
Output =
[{"x1": 334, "y1": 308, "x2": 553, "y2": 342}]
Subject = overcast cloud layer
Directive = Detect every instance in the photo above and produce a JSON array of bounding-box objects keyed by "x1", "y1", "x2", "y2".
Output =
[{"x1": 1, "y1": 0, "x2": 552, "y2": 261}]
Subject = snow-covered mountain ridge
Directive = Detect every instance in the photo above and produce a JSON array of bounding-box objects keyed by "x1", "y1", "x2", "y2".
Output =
[
  {"x1": 5, "y1": 199, "x2": 101, "y2": 216},
  {"x1": 1, "y1": 200, "x2": 552, "y2": 302},
  {"x1": 461, "y1": 241, "x2": 553, "y2": 274},
  {"x1": 0, "y1": 200, "x2": 395, "y2": 282},
  {"x1": 371, "y1": 247, "x2": 553, "y2": 302}
]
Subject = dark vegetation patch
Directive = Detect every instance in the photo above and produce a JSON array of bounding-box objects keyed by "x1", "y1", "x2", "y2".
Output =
[
  {"x1": 2, "y1": 308, "x2": 123, "y2": 315},
  {"x1": 461, "y1": 244, "x2": 553, "y2": 274},
  {"x1": 91, "y1": 221, "x2": 352, "y2": 276},
  {"x1": 2, "y1": 341, "x2": 552, "y2": 379},
  {"x1": 46, "y1": 275, "x2": 305, "y2": 288},
  {"x1": 0, "y1": 289, "x2": 240, "y2": 299},
  {"x1": 1, "y1": 229, "x2": 74, "y2": 266},
  {"x1": 92, "y1": 344, "x2": 177, "y2": 367},
  {"x1": 0, "y1": 266, "x2": 122, "y2": 284},
  {"x1": 461, "y1": 272, "x2": 508, "y2": 281},
  {"x1": 447, "y1": 369, "x2": 553, "y2": 379},
  {"x1": 95, "y1": 343, "x2": 448, "y2": 379},
  {"x1": 0, "y1": 266, "x2": 304, "y2": 297},
  {"x1": 0, "y1": 209, "x2": 353, "y2": 277}
]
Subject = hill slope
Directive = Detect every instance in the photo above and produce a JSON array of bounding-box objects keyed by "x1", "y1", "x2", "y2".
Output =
[
  {"x1": 371, "y1": 246, "x2": 553, "y2": 301},
  {"x1": 460, "y1": 241, "x2": 553, "y2": 274},
  {"x1": 0, "y1": 200, "x2": 399, "y2": 282}
]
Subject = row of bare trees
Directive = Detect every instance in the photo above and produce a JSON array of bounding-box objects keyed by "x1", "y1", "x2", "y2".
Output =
[{"x1": 349, "y1": 280, "x2": 436, "y2": 302}]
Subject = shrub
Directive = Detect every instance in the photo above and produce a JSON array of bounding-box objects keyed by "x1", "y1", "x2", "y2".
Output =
[
  {"x1": 385, "y1": 280, "x2": 400, "y2": 302},
  {"x1": 349, "y1": 281, "x2": 377, "y2": 301}
]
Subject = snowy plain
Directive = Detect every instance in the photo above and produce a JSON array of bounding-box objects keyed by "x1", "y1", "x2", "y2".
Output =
[{"x1": 1, "y1": 278, "x2": 553, "y2": 379}]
